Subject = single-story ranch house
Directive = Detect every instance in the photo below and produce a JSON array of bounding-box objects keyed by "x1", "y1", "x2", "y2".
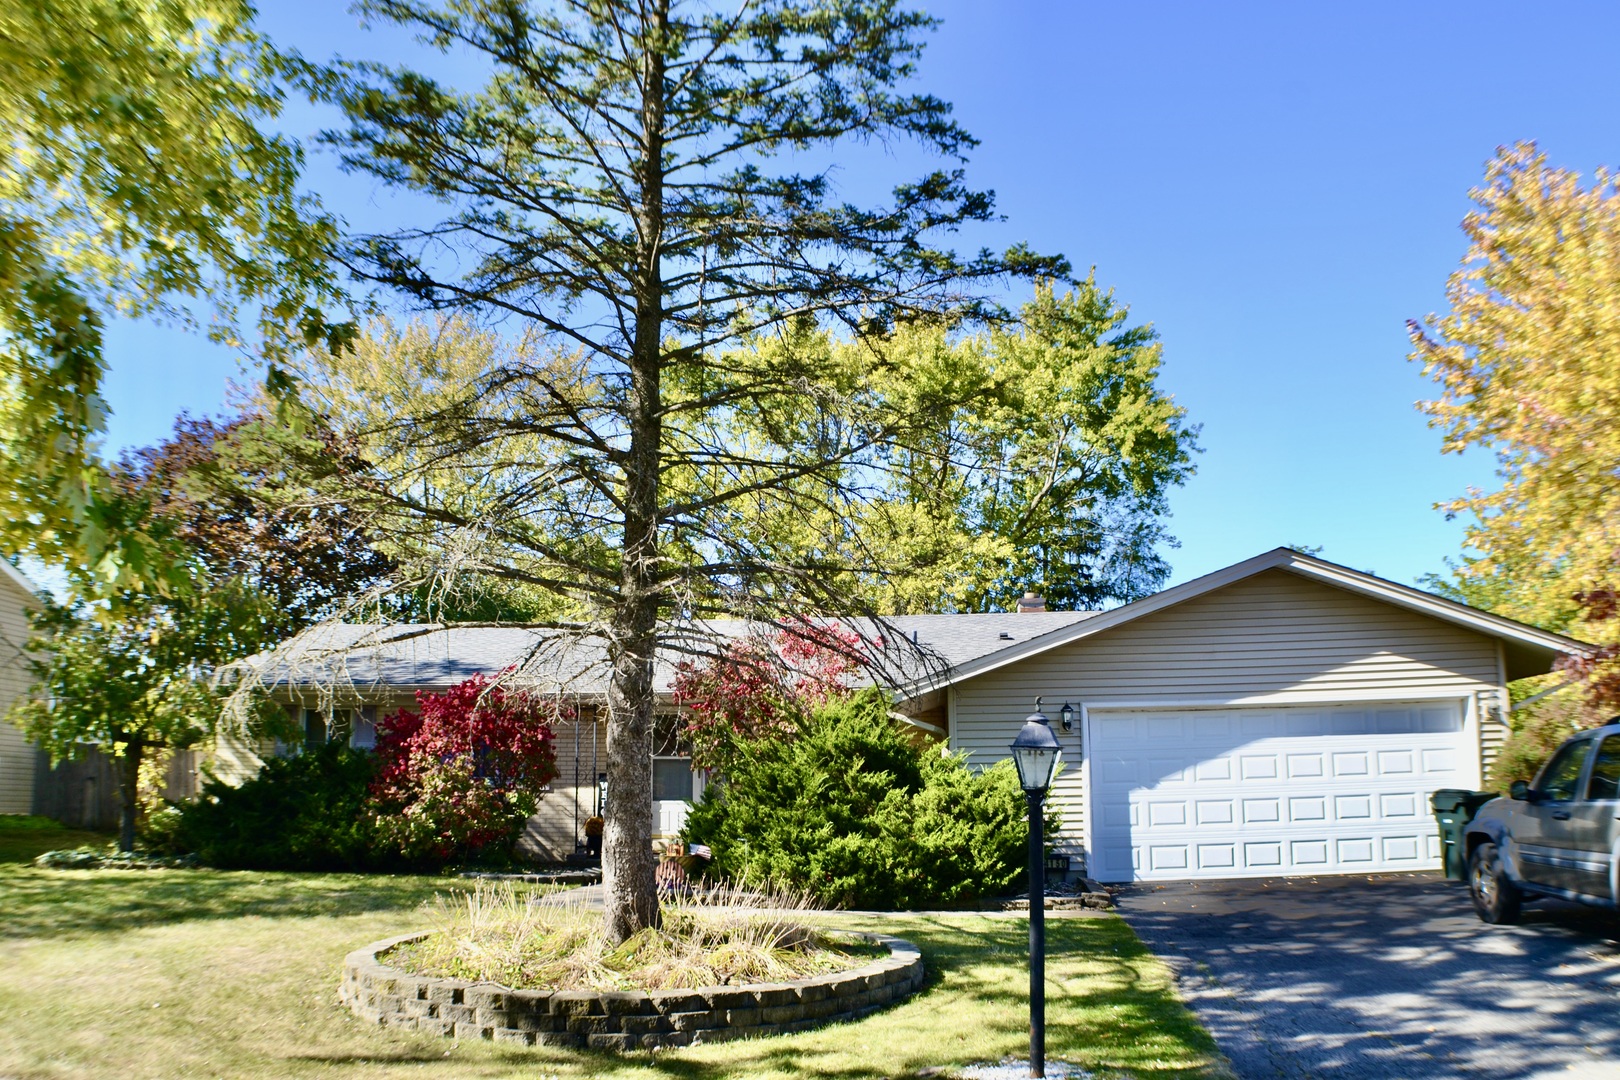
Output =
[{"x1": 240, "y1": 548, "x2": 1588, "y2": 884}]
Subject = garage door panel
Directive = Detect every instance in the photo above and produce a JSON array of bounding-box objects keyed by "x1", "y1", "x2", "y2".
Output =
[
  {"x1": 1089, "y1": 700, "x2": 1468, "y2": 882},
  {"x1": 1099, "y1": 752, "x2": 1145, "y2": 780},
  {"x1": 1244, "y1": 798, "x2": 1281, "y2": 823},
  {"x1": 1145, "y1": 715, "x2": 1182, "y2": 739},
  {"x1": 1147, "y1": 756, "x2": 1187, "y2": 782},
  {"x1": 1378, "y1": 749, "x2": 1415, "y2": 774},
  {"x1": 1383, "y1": 835, "x2": 1421, "y2": 862},
  {"x1": 1293, "y1": 839, "x2": 1330, "y2": 865},
  {"x1": 1149, "y1": 845, "x2": 1189, "y2": 872},
  {"x1": 1240, "y1": 713, "x2": 1279, "y2": 738},
  {"x1": 1241, "y1": 754, "x2": 1280, "y2": 780},
  {"x1": 1333, "y1": 795, "x2": 1372, "y2": 820},
  {"x1": 1287, "y1": 753, "x2": 1324, "y2": 778},
  {"x1": 1422, "y1": 748, "x2": 1458, "y2": 773},
  {"x1": 1380, "y1": 792, "x2": 1419, "y2": 818},
  {"x1": 1246, "y1": 841, "x2": 1283, "y2": 868},
  {"x1": 1291, "y1": 796, "x2": 1328, "y2": 821},
  {"x1": 1147, "y1": 801, "x2": 1187, "y2": 827}
]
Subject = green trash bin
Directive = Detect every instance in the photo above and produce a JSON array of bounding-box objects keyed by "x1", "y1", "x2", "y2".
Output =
[{"x1": 1431, "y1": 788, "x2": 1499, "y2": 880}]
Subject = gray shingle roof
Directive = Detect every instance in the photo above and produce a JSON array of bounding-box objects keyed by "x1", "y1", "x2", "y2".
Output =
[{"x1": 240, "y1": 610, "x2": 1099, "y2": 701}]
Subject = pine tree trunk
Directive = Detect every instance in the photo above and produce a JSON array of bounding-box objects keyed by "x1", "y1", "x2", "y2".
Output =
[
  {"x1": 602, "y1": 0, "x2": 669, "y2": 944},
  {"x1": 603, "y1": 605, "x2": 660, "y2": 941}
]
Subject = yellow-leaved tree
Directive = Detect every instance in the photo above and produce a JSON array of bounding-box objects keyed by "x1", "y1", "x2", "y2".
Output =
[
  {"x1": 1410, "y1": 141, "x2": 1620, "y2": 710},
  {"x1": 0, "y1": 0, "x2": 349, "y2": 589}
]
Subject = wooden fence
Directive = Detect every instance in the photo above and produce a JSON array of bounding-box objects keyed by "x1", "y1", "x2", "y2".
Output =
[{"x1": 31, "y1": 747, "x2": 203, "y2": 830}]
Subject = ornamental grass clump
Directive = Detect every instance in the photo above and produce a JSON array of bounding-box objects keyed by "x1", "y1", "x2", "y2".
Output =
[{"x1": 393, "y1": 880, "x2": 875, "y2": 992}]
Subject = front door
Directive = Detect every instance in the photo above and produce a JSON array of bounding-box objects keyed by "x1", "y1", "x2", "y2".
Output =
[
  {"x1": 1515, "y1": 738, "x2": 1594, "y2": 893},
  {"x1": 651, "y1": 713, "x2": 700, "y2": 836},
  {"x1": 653, "y1": 756, "x2": 700, "y2": 835}
]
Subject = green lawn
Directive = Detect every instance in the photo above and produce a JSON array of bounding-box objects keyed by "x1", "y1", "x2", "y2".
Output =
[
  {"x1": 0, "y1": 814, "x2": 113, "y2": 863},
  {"x1": 0, "y1": 852, "x2": 1225, "y2": 1079}
]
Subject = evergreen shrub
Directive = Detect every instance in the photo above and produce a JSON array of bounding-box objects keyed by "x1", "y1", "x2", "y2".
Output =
[
  {"x1": 173, "y1": 742, "x2": 384, "y2": 871},
  {"x1": 682, "y1": 689, "x2": 1053, "y2": 909}
]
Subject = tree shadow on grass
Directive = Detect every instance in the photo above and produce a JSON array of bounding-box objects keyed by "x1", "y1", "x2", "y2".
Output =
[
  {"x1": 0, "y1": 865, "x2": 457, "y2": 940},
  {"x1": 1, "y1": 864, "x2": 1223, "y2": 1079},
  {"x1": 288, "y1": 916, "x2": 1222, "y2": 1080}
]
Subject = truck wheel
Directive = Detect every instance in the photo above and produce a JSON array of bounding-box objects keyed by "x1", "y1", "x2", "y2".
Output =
[{"x1": 1469, "y1": 841, "x2": 1522, "y2": 925}]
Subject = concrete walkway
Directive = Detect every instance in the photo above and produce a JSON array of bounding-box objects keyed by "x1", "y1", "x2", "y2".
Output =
[{"x1": 1117, "y1": 873, "x2": 1620, "y2": 1080}]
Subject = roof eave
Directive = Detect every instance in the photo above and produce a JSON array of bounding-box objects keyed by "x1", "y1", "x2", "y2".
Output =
[
  {"x1": 896, "y1": 547, "x2": 1595, "y2": 698},
  {"x1": 1277, "y1": 552, "x2": 1594, "y2": 675},
  {"x1": 0, "y1": 558, "x2": 40, "y2": 604}
]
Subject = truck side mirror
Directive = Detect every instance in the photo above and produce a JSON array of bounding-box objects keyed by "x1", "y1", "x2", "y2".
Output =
[{"x1": 1510, "y1": 780, "x2": 1532, "y2": 802}]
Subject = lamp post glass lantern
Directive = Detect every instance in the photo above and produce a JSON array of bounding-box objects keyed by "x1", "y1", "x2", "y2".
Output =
[{"x1": 1010, "y1": 703, "x2": 1062, "y2": 1079}]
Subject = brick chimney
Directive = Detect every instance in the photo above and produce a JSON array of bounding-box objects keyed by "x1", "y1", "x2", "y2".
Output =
[{"x1": 1016, "y1": 591, "x2": 1046, "y2": 613}]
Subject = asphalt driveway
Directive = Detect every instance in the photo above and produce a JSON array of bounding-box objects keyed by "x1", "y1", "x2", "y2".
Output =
[{"x1": 1115, "y1": 873, "x2": 1620, "y2": 1080}]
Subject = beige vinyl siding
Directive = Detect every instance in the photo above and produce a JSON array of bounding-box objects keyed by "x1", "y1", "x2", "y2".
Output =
[
  {"x1": 0, "y1": 722, "x2": 36, "y2": 815},
  {"x1": 1480, "y1": 720, "x2": 1508, "y2": 785},
  {"x1": 211, "y1": 733, "x2": 274, "y2": 787},
  {"x1": 0, "y1": 575, "x2": 37, "y2": 813},
  {"x1": 949, "y1": 569, "x2": 1507, "y2": 871},
  {"x1": 521, "y1": 708, "x2": 607, "y2": 861}
]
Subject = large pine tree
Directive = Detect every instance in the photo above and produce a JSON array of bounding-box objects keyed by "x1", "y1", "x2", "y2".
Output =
[{"x1": 322, "y1": 0, "x2": 1067, "y2": 939}]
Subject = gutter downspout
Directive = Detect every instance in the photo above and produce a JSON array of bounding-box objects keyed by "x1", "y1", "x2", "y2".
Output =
[{"x1": 1510, "y1": 677, "x2": 1582, "y2": 713}]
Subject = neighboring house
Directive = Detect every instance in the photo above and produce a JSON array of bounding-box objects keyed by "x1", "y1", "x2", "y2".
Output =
[
  {"x1": 0, "y1": 560, "x2": 39, "y2": 814},
  {"x1": 240, "y1": 548, "x2": 1588, "y2": 881},
  {"x1": 0, "y1": 561, "x2": 202, "y2": 828}
]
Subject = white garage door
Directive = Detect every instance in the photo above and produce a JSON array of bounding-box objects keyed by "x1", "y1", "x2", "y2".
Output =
[{"x1": 1088, "y1": 700, "x2": 1468, "y2": 882}]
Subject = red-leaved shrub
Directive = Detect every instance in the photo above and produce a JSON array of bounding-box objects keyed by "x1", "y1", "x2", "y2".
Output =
[
  {"x1": 672, "y1": 621, "x2": 862, "y2": 769},
  {"x1": 370, "y1": 674, "x2": 563, "y2": 864}
]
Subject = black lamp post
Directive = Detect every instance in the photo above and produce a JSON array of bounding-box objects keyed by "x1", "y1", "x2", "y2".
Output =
[{"x1": 1010, "y1": 700, "x2": 1063, "y2": 1079}]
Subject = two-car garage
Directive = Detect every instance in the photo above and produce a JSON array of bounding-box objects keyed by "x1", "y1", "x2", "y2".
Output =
[
  {"x1": 1085, "y1": 699, "x2": 1473, "y2": 882},
  {"x1": 940, "y1": 549, "x2": 1586, "y2": 887}
]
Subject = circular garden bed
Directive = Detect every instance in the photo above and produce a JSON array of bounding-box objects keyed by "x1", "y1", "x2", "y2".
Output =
[{"x1": 340, "y1": 930, "x2": 925, "y2": 1051}]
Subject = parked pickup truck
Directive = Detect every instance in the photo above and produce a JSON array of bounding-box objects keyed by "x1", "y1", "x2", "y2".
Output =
[{"x1": 1465, "y1": 721, "x2": 1620, "y2": 924}]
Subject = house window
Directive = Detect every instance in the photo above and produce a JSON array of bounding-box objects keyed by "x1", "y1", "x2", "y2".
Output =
[
  {"x1": 296, "y1": 706, "x2": 374, "y2": 751},
  {"x1": 330, "y1": 709, "x2": 353, "y2": 745},
  {"x1": 652, "y1": 713, "x2": 688, "y2": 757},
  {"x1": 302, "y1": 709, "x2": 327, "y2": 748},
  {"x1": 653, "y1": 757, "x2": 694, "y2": 802},
  {"x1": 350, "y1": 706, "x2": 377, "y2": 749}
]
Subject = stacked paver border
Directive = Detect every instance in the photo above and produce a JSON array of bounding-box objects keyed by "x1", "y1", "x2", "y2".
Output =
[{"x1": 340, "y1": 930, "x2": 925, "y2": 1050}]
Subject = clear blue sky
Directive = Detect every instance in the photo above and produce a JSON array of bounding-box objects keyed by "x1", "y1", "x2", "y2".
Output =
[{"x1": 99, "y1": 0, "x2": 1620, "y2": 593}]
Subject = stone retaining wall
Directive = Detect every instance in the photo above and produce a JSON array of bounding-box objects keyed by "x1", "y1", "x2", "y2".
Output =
[{"x1": 340, "y1": 930, "x2": 925, "y2": 1051}]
